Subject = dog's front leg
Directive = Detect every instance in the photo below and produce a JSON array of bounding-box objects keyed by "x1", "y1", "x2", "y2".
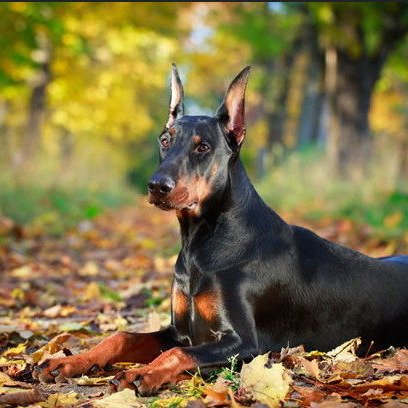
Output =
[
  {"x1": 110, "y1": 295, "x2": 258, "y2": 395},
  {"x1": 33, "y1": 326, "x2": 182, "y2": 383}
]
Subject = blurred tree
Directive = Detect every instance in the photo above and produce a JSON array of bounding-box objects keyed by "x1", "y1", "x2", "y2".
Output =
[
  {"x1": 186, "y1": 3, "x2": 306, "y2": 176},
  {"x1": 309, "y1": 3, "x2": 408, "y2": 178},
  {"x1": 0, "y1": 2, "x2": 188, "y2": 188},
  {"x1": 224, "y1": 3, "x2": 303, "y2": 151},
  {"x1": 371, "y1": 35, "x2": 408, "y2": 187},
  {"x1": 0, "y1": 2, "x2": 66, "y2": 174}
]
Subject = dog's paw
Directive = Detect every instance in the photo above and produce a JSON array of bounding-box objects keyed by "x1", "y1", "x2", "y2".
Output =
[
  {"x1": 109, "y1": 368, "x2": 162, "y2": 396},
  {"x1": 33, "y1": 356, "x2": 100, "y2": 383}
]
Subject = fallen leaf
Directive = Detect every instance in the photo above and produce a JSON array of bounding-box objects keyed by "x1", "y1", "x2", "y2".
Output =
[
  {"x1": 141, "y1": 311, "x2": 162, "y2": 333},
  {"x1": 0, "y1": 372, "x2": 23, "y2": 387},
  {"x1": 72, "y1": 375, "x2": 114, "y2": 385},
  {"x1": 27, "y1": 333, "x2": 72, "y2": 364},
  {"x1": 382, "y1": 401, "x2": 408, "y2": 408},
  {"x1": 310, "y1": 401, "x2": 358, "y2": 408},
  {"x1": 203, "y1": 377, "x2": 230, "y2": 405},
  {"x1": 10, "y1": 266, "x2": 32, "y2": 278},
  {"x1": 241, "y1": 354, "x2": 292, "y2": 408},
  {"x1": 39, "y1": 391, "x2": 78, "y2": 407},
  {"x1": 2, "y1": 342, "x2": 27, "y2": 357},
  {"x1": 327, "y1": 338, "x2": 361, "y2": 362},
  {"x1": 352, "y1": 375, "x2": 408, "y2": 392},
  {"x1": 371, "y1": 349, "x2": 408, "y2": 373},
  {"x1": 0, "y1": 387, "x2": 45, "y2": 405},
  {"x1": 84, "y1": 281, "x2": 101, "y2": 300},
  {"x1": 292, "y1": 385, "x2": 325, "y2": 406},
  {"x1": 43, "y1": 304, "x2": 77, "y2": 318},
  {"x1": 92, "y1": 389, "x2": 145, "y2": 408}
]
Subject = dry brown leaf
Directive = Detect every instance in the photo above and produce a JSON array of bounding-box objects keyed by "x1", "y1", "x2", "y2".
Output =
[
  {"x1": 299, "y1": 357, "x2": 321, "y2": 379},
  {"x1": 292, "y1": 385, "x2": 325, "y2": 406},
  {"x1": 352, "y1": 374, "x2": 408, "y2": 392},
  {"x1": 311, "y1": 401, "x2": 358, "y2": 408},
  {"x1": 0, "y1": 388, "x2": 45, "y2": 405},
  {"x1": 203, "y1": 378, "x2": 230, "y2": 405},
  {"x1": 331, "y1": 360, "x2": 372, "y2": 379},
  {"x1": 371, "y1": 349, "x2": 408, "y2": 373},
  {"x1": 382, "y1": 401, "x2": 408, "y2": 408}
]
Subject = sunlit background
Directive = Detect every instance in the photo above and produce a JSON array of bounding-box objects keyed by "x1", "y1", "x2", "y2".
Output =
[{"x1": 1, "y1": 2, "x2": 408, "y2": 241}]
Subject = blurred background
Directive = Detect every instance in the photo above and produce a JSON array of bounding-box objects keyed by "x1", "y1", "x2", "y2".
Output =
[{"x1": 1, "y1": 2, "x2": 408, "y2": 242}]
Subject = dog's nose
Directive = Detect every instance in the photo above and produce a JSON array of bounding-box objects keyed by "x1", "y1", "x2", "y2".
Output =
[{"x1": 148, "y1": 175, "x2": 175, "y2": 196}]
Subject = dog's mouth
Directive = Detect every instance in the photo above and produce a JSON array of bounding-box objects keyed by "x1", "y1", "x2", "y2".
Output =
[{"x1": 148, "y1": 194, "x2": 197, "y2": 212}]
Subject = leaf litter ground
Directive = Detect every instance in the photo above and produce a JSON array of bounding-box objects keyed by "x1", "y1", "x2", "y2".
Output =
[{"x1": 0, "y1": 201, "x2": 408, "y2": 407}]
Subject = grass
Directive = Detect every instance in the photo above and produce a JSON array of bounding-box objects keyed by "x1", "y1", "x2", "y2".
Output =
[
  {"x1": 0, "y1": 182, "x2": 136, "y2": 235},
  {"x1": 256, "y1": 146, "x2": 408, "y2": 240}
]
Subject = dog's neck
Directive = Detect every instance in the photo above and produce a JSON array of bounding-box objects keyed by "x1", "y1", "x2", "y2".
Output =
[{"x1": 176, "y1": 159, "x2": 286, "y2": 250}]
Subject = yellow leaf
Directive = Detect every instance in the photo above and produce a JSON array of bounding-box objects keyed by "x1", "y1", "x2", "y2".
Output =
[
  {"x1": 72, "y1": 375, "x2": 114, "y2": 386},
  {"x1": 384, "y1": 212, "x2": 403, "y2": 229},
  {"x1": 92, "y1": 388, "x2": 145, "y2": 408},
  {"x1": 27, "y1": 333, "x2": 72, "y2": 364},
  {"x1": 240, "y1": 354, "x2": 292, "y2": 408},
  {"x1": 39, "y1": 392, "x2": 78, "y2": 408},
  {"x1": 0, "y1": 356, "x2": 25, "y2": 367},
  {"x1": 2, "y1": 343, "x2": 26, "y2": 357},
  {"x1": 80, "y1": 261, "x2": 100, "y2": 276},
  {"x1": 0, "y1": 372, "x2": 20, "y2": 386},
  {"x1": 84, "y1": 281, "x2": 101, "y2": 300},
  {"x1": 10, "y1": 266, "x2": 32, "y2": 278}
]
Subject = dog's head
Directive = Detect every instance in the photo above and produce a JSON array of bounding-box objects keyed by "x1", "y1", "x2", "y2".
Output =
[{"x1": 148, "y1": 64, "x2": 250, "y2": 216}]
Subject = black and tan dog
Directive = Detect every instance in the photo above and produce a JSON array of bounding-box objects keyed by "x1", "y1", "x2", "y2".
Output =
[{"x1": 34, "y1": 65, "x2": 408, "y2": 395}]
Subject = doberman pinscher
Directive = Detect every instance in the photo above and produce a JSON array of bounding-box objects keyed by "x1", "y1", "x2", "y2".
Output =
[{"x1": 34, "y1": 65, "x2": 408, "y2": 395}]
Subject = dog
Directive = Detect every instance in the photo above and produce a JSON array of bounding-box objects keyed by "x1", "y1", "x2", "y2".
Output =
[{"x1": 34, "y1": 65, "x2": 408, "y2": 396}]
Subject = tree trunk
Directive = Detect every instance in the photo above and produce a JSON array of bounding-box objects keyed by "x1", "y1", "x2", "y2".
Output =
[
  {"x1": 17, "y1": 34, "x2": 51, "y2": 178},
  {"x1": 326, "y1": 50, "x2": 382, "y2": 179},
  {"x1": 398, "y1": 138, "x2": 408, "y2": 188},
  {"x1": 0, "y1": 100, "x2": 8, "y2": 165},
  {"x1": 297, "y1": 19, "x2": 324, "y2": 148}
]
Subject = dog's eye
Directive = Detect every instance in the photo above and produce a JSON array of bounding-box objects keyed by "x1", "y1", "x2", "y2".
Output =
[
  {"x1": 196, "y1": 143, "x2": 210, "y2": 153},
  {"x1": 160, "y1": 137, "x2": 170, "y2": 148}
]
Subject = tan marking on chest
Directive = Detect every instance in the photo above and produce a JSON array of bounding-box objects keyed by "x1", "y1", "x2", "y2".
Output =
[
  {"x1": 194, "y1": 291, "x2": 219, "y2": 322},
  {"x1": 172, "y1": 289, "x2": 188, "y2": 319}
]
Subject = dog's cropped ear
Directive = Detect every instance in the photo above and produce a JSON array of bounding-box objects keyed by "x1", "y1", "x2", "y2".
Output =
[
  {"x1": 166, "y1": 63, "x2": 184, "y2": 129},
  {"x1": 216, "y1": 66, "x2": 250, "y2": 146}
]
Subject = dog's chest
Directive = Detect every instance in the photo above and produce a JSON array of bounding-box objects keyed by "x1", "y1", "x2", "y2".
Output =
[{"x1": 171, "y1": 267, "x2": 222, "y2": 346}]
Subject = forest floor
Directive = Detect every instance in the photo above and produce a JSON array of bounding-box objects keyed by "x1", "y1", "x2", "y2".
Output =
[{"x1": 1, "y1": 200, "x2": 408, "y2": 408}]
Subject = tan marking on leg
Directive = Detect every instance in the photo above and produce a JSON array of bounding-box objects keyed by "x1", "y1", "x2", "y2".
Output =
[
  {"x1": 173, "y1": 289, "x2": 188, "y2": 319},
  {"x1": 194, "y1": 291, "x2": 219, "y2": 322}
]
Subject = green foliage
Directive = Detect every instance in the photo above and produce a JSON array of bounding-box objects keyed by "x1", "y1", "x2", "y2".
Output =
[
  {"x1": 220, "y1": 354, "x2": 241, "y2": 391},
  {"x1": 308, "y1": 2, "x2": 408, "y2": 57},
  {"x1": 0, "y1": 183, "x2": 135, "y2": 235},
  {"x1": 257, "y1": 146, "x2": 408, "y2": 239}
]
